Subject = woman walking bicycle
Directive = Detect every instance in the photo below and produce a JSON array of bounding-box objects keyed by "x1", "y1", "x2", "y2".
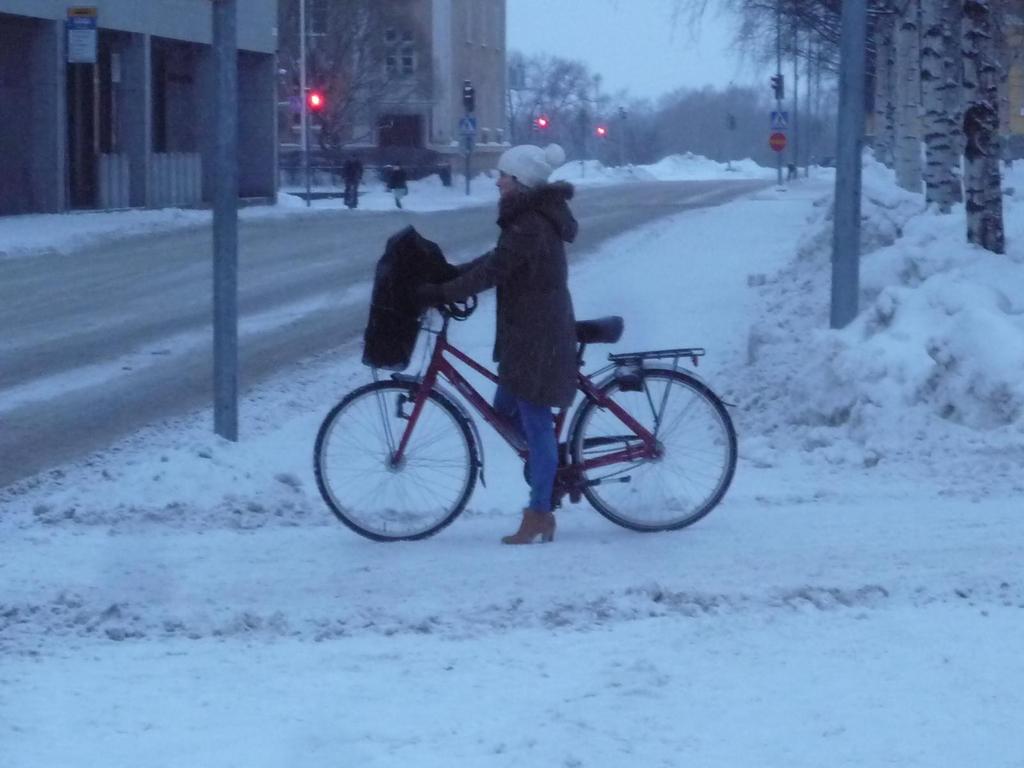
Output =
[
  {"x1": 416, "y1": 143, "x2": 576, "y2": 545},
  {"x1": 314, "y1": 147, "x2": 738, "y2": 544}
]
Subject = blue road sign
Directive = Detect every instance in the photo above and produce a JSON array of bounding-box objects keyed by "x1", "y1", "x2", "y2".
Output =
[
  {"x1": 770, "y1": 111, "x2": 789, "y2": 130},
  {"x1": 459, "y1": 115, "x2": 478, "y2": 135},
  {"x1": 66, "y1": 6, "x2": 98, "y2": 64}
]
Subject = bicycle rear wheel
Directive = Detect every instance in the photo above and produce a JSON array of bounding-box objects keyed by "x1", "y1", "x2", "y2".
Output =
[
  {"x1": 569, "y1": 369, "x2": 736, "y2": 532},
  {"x1": 314, "y1": 381, "x2": 478, "y2": 541}
]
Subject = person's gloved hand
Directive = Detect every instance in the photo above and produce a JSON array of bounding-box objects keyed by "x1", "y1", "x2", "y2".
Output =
[{"x1": 414, "y1": 282, "x2": 445, "y2": 309}]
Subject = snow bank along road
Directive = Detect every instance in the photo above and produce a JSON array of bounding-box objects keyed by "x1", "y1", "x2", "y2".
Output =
[{"x1": 0, "y1": 180, "x2": 765, "y2": 487}]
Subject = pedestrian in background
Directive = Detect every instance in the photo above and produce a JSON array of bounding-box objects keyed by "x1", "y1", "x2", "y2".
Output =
[
  {"x1": 387, "y1": 164, "x2": 408, "y2": 209},
  {"x1": 342, "y1": 156, "x2": 363, "y2": 209}
]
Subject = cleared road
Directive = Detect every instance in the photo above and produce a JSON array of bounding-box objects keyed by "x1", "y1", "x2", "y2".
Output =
[{"x1": 0, "y1": 180, "x2": 767, "y2": 487}]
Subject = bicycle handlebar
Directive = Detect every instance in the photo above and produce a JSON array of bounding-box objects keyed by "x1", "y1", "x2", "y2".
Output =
[{"x1": 438, "y1": 294, "x2": 477, "y2": 321}]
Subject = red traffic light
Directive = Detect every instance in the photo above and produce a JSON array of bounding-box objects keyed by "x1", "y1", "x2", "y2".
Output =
[
  {"x1": 307, "y1": 90, "x2": 325, "y2": 111},
  {"x1": 535, "y1": 115, "x2": 549, "y2": 130},
  {"x1": 595, "y1": 125, "x2": 607, "y2": 137}
]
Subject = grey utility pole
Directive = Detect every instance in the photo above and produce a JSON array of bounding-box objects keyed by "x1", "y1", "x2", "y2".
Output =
[
  {"x1": 618, "y1": 106, "x2": 627, "y2": 166},
  {"x1": 462, "y1": 80, "x2": 476, "y2": 196},
  {"x1": 830, "y1": 0, "x2": 867, "y2": 329},
  {"x1": 792, "y1": 24, "x2": 799, "y2": 175},
  {"x1": 212, "y1": 0, "x2": 239, "y2": 441},
  {"x1": 300, "y1": 0, "x2": 311, "y2": 207},
  {"x1": 775, "y1": 0, "x2": 783, "y2": 186}
]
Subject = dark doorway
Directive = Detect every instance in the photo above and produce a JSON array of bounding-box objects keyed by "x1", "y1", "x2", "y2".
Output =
[
  {"x1": 67, "y1": 62, "x2": 97, "y2": 208},
  {"x1": 378, "y1": 114, "x2": 422, "y2": 148}
]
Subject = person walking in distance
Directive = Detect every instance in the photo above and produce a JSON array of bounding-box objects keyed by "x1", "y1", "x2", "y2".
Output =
[
  {"x1": 387, "y1": 163, "x2": 408, "y2": 208},
  {"x1": 342, "y1": 155, "x2": 363, "y2": 209},
  {"x1": 416, "y1": 144, "x2": 576, "y2": 544}
]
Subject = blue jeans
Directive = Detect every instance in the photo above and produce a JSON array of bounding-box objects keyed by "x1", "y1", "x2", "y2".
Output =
[{"x1": 494, "y1": 386, "x2": 557, "y2": 513}]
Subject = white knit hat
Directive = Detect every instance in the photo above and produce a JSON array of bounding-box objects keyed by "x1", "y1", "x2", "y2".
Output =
[{"x1": 497, "y1": 143, "x2": 566, "y2": 188}]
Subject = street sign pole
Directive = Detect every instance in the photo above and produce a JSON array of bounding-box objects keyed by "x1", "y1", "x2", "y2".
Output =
[
  {"x1": 460, "y1": 113, "x2": 476, "y2": 195},
  {"x1": 299, "y1": 0, "x2": 311, "y2": 207},
  {"x1": 212, "y1": 0, "x2": 238, "y2": 441},
  {"x1": 831, "y1": 0, "x2": 867, "y2": 329},
  {"x1": 776, "y1": 0, "x2": 783, "y2": 186},
  {"x1": 465, "y1": 114, "x2": 472, "y2": 197}
]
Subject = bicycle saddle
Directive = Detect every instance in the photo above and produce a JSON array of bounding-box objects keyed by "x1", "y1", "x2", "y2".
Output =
[{"x1": 575, "y1": 316, "x2": 624, "y2": 344}]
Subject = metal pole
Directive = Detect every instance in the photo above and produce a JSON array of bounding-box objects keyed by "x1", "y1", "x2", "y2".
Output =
[
  {"x1": 831, "y1": 0, "x2": 867, "y2": 329},
  {"x1": 300, "y1": 0, "x2": 310, "y2": 207},
  {"x1": 793, "y1": 21, "x2": 799, "y2": 175},
  {"x1": 619, "y1": 108, "x2": 626, "y2": 166},
  {"x1": 776, "y1": 0, "x2": 783, "y2": 186},
  {"x1": 212, "y1": 0, "x2": 238, "y2": 441}
]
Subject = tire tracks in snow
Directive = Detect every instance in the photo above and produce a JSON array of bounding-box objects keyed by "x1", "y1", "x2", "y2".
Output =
[{"x1": 2, "y1": 579, "x2": 1020, "y2": 654}]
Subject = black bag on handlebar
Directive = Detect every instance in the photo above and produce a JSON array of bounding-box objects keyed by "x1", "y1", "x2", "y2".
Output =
[{"x1": 362, "y1": 226, "x2": 459, "y2": 370}]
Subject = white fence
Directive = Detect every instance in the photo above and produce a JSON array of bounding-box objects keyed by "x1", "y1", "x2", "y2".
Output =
[
  {"x1": 148, "y1": 152, "x2": 202, "y2": 207},
  {"x1": 96, "y1": 152, "x2": 203, "y2": 210},
  {"x1": 98, "y1": 153, "x2": 131, "y2": 209}
]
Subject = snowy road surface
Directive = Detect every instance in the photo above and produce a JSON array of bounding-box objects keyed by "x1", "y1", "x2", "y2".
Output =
[{"x1": 0, "y1": 180, "x2": 764, "y2": 486}]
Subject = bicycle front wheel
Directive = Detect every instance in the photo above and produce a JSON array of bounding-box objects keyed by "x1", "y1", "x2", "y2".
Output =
[
  {"x1": 569, "y1": 369, "x2": 737, "y2": 532},
  {"x1": 314, "y1": 381, "x2": 478, "y2": 541}
]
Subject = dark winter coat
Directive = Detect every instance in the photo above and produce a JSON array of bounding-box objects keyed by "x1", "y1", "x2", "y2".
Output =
[
  {"x1": 387, "y1": 166, "x2": 408, "y2": 191},
  {"x1": 362, "y1": 226, "x2": 458, "y2": 370},
  {"x1": 440, "y1": 181, "x2": 579, "y2": 407},
  {"x1": 342, "y1": 158, "x2": 363, "y2": 184}
]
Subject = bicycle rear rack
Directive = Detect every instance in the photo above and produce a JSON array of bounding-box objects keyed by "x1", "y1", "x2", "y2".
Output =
[{"x1": 608, "y1": 347, "x2": 705, "y2": 365}]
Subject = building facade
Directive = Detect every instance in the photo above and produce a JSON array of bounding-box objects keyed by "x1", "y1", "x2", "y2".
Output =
[
  {"x1": 0, "y1": 0, "x2": 277, "y2": 216},
  {"x1": 429, "y1": 0, "x2": 506, "y2": 154},
  {"x1": 282, "y1": 0, "x2": 506, "y2": 174}
]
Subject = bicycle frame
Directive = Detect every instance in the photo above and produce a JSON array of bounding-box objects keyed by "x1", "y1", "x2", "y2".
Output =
[{"x1": 391, "y1": 316, "x2": 661, "y2": 488}]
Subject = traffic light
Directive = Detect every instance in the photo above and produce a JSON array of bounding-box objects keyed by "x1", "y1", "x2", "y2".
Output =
[
  {"x1": 534, "y1": 115, "x2": 549, "y2": 130},
  {"x1": 462, "y1": 80, "x2": 475, "y2": 112},
  {"x1": 595, "y1": 125, "x2": 608, "y2": 138},
  {"x1": 307, "y1": 90, "x2": 325, "y2": 112},
  {"x1": 770, "y1": 74, "x2": 784, "y2": 100}
]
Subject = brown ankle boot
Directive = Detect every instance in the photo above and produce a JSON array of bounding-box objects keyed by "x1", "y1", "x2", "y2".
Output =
[{"x1": 501, "y1": 508, "x2": 556, "y2": 545}]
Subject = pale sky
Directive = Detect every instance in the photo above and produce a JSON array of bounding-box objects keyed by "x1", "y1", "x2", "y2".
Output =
[{"x1": 506, "y1": 0, "x2": 761, "y2": 101}]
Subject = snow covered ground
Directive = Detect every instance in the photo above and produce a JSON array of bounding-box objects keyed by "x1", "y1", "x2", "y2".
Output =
[{"x1": 2, "y1": 155, "x2": 1023, "y2": 767}]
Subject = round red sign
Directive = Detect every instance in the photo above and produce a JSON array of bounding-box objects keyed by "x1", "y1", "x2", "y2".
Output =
[{"x1": 769, "y1": 132, "x2": 787, "y2": 152}]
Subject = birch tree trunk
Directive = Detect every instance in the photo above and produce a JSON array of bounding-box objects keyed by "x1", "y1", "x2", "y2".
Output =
[
  {"x1": 921, "y1": 0, "x2": 963, "y2": 210},
  {"x1": 962, "y1": 0, "x2": 1006, "y2": 253},
  {"x1": 945, "y1": 1, "x2": 965, "y2": 201},
  {"x1": 894, "y1": 0, "x2": 924, "y2": 192},
  {"x1": 873, "y1": 9, "x2": 897, "y2": 167}
]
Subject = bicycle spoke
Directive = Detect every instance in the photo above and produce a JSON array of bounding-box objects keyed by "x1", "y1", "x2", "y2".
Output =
[
  {"x1": 572, "y1": 371, "x2": 736, "y2": 531},
  {"x1": 315, "y1": 383, "x2": 476, "y2": 541}
]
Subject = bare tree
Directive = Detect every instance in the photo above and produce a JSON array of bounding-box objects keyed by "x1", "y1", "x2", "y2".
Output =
[
  {"x1": 962, "y1": 0, "x2": 1006, "y2": 252},
  {"x1": 506, "y1": 53, "x2": 607, "y2": 154},
  {"x1": 278, "y1": 0, "x2": 427, "y2": 150},
  {"x1": 921, "y1": 0, "x2": 963, "y2": 210},
  {"x1": 872, "y1": 2, "x2": 898, "y2": 166},
  {"x1": 894, "y1": 0, "x2": 924, "y2": 192}
]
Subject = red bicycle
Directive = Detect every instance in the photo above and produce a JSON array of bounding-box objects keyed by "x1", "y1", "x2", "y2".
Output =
[{"x1": 314, "y1": 308, "x2": 737, "y2": 541}]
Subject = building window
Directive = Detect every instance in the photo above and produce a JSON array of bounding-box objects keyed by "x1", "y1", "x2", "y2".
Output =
[
  {"x1": 401, "y1": 46, "x2": 416, "y2": 76},
  {"x1": 309, "y1": 0, "x2": 328, "y2": 37},
  {"x1": 384, "y1": 27, "x2": 398, "y2": 44},
  {"x1": 385, "y1": 54, "x2": 397, "y2": 76}
]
